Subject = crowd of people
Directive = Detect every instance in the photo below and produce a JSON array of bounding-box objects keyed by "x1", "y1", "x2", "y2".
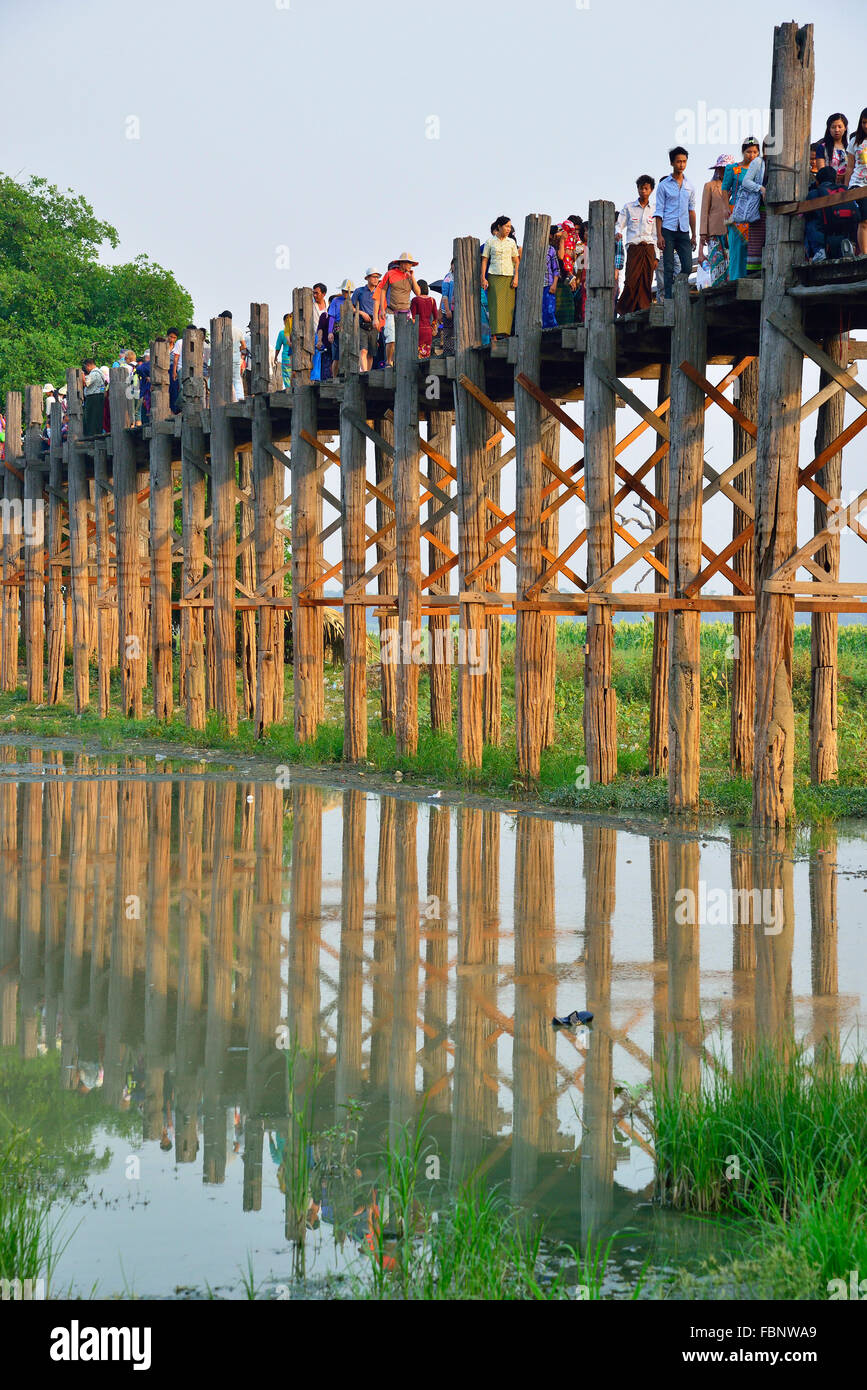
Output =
[{"x1": 2, "y1": 107, "x2": 863, "y2": 454}]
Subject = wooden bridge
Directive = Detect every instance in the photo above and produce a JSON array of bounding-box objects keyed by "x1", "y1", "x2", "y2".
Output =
[{"x1": 2, "y1": 22, "x2": 866, "y2": 826}]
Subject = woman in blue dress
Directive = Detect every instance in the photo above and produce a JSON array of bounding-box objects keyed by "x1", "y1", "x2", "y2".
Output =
[{"x1": 273, "y1": 312, "x2": 292, "y2": 389}]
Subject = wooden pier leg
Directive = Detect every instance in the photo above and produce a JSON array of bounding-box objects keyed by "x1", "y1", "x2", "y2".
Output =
[
  {"x1": 290, "y1": 288, "x2": 322, "y2": 742},
  {"x1": 454, "y1": 235, "x2": 487, "y2": 768},
  {"x1": 513, "y1": 215, "x2": 551, "y2": 780},
  {"x1": 238, "y1": 445, "x2": 257, "y2": 720},
  {"x1": 250, "y1": 304, "x2": 284, "y2": 737},
  {"x1": 731, "y1": 357, "x2": 758, "y2": 775},
  {"x1": 23, "y1": 386, "x2": 45, "y2": 704},
  {"x1": 2, "y1": 392, "x2": 23, "y2": 693},
  {"x1": 93, "y1": 438, "x2": 111, "y2": 716},
  {"x1": 484, "y1": 411, "x2": 502, "y2": 746},
  {"x1": 109, "y1": 367, "x2": 143, "y2": 717},
  {"x1": 539, "y1": 413, "x2": 559, "y2": 749},
  {"x1": 210, "y1": 313, "x2": 238, "y2": 734},
  {"x1": 375, "y1": 411, "x2": 397, "y2": 735},
  {"x1": 65, "y1": 371, "x2": 90, "y2": 712},
  {"x1": 394, "y1": 312, "x2": 421, "y2": 757},
  {"x1": 46, "y1": 400, "x2": 65, "y2": 704},
  {"x1": 180, "y1": 327, "x2": 207, "y2": 730},
  {"x1": 753, "y1": 21, "x2": 814, "y2": 828},
  {"x1": 667, "y1": 277, "x2": 707, "y2": 813},
  {"x1": 427, "y1": 410, "x2": 453, "y2": 733},
  {"x1": 340, "y1": 304, "x2": 368, "y2": 761},
  {"x1": 649, "y1": 363, "x2": 670, "y2": 775},
  {"x1": 810, "y1": 333, "x2": 846, "y2": 783},
  {"x1": 583, "y1": 201, "x2": 618, "y2": 784},
  {"x1": 149, "y1": 338, "x2": 174, "y2": 720}
]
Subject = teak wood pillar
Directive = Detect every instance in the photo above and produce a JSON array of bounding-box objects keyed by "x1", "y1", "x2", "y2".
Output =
[
  {"x1": 109, "y1": 366, "x2": 143, "y2": 717},
  {"x1": 484, "y1": 411, "x2": 502, "y2": 747},
  {"x1": 65, "y1": 370, "x2": 90, "y2": 712},
  {"x1": 290, "y1": 288, "x2": 323, "y2": 741},
  {"x1": 375, "y1": 412, "x2": 397, "y2": 735},
  {"x1": 149, "y1": 338, "x2": 174, "y2": 719},
  {"x1": 92, "y1": 436, "x2": 112, "y2": 716},
  {"x1": 513, "y1": 214, "x2": 551, "y2": 781},
  {"x1": 427, "y1": 410, "x2": 453, "y2": 733},
  {"x1": 649, "y1": 363, "x2": 671, "y2": 775},
  {"x1": 23, "y1": 385, "x2": 44, "y2": 704},
  {"x1": 46, "y1": 399, "x2": 65, "y2": 704},
  {"x1": 753, "y1": 21, "x2": 814, "y2": 827},
  {"x1": 250, "y1": 303, "x2": 284, "y2": 737},
  {"x1": 582, "y1": 201, "x2": 617, "y2": 785},
  {"x1": 667, "y1": 277, "x2": 707, "y2": 813},
  {"x1": 339, "y1": 303, "x2": 368, "y2": 761},
  {"x1": 810, "y1": 333, "x2": 846, "y2": 783},
  {"x1": 210, "y1": 313, "x2": 238, "y2": 734},
  {"x1": 539, "y1": 412, "x2": 559, "y2": 749},
  {"x1": 453, "y1": 234, "x2": 487, "y2": 768},
  {"x1": 2, "y1": 391, "x2": 23, "y2": 693},
  {"x1": 731, "y1": 357, "x2": 758, "y2": 774},
  {"x1": 180, "y1": 326, "x2": 207, "y2": 731},
  {"x1": 393, "y1": 312, "x2": 421, "y2": 757}
]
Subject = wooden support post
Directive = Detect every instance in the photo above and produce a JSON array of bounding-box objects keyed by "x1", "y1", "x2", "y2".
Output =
[
  {"x1": 753, "y1": 21, "x2": 814, "y2": 827},
  {"x1": 250, "y1": 304, "x2": 284, "y2": 737},
  {"x1": 65, "y1": 370, "x2": 90, "y2": 712},
  {"x1": 340, "y1": 301, "x2": 368, "y2": 761},
  {"x1": 667, "y1": 277, "x2": 707, "y2": 812},
  {"x1": 109, "y1": 367, "x2": 143, "y2": 717},
  {"x1": 484, "y1": 412, "x2": 503, "y2": 746},
  {"x1": 427, "y1": 410, "x2": 453, "y2": 733},
  {"x1": 393, "y1": 312, "x2": 421, "y2": 756},
  {"x1": 583, "y1": 201, "x2": 618, "y2": 784},
  {"x1": 290, "y1": 288, "x2": 322, "y2": 740},
  {"x1": 46, "y1": 400, "x2": 65, "y2": 704},
  {"x1": 512, "y1": 215, "x2": 550, "y2": 780},
  {"x1": 23, "y1": 386, "x2": 44, "y2": 704},
  {"x1": 454, "y1": 234, "x2": 487, "y2": 768},
  {"x1": 180, "y1": 326, "x2": 207, "y2": 730},
  {"x1": 238, "y1": 444, "x2": 257, "y2": 719},
  {"x1": 210, "y1": 313, "x2": 238, "y2": 734},
  {"x1": 93, "y1": 438, "x2": 111, "y2": 716},
  {"x1": 149, "y1": 338, "x2": 174, "y2": 719},
  {"x1": 649, "y1": 363, "x2": 670, "y2": 775},
  {"x1": 2, "y1": 392, "x2": 23, "y2": 693},
  {"x1": 731, "y1": 357, "x2": 758, "y2": 774},
  {"x1": 810, "y1": 334, "x2": 846, "y2": 783},
  {"x1": 539, "y1": 412, "x2": 559, "y2": 749},
  {"x1": 375, "y1": 411, "x2": 397, "y2": 735}
]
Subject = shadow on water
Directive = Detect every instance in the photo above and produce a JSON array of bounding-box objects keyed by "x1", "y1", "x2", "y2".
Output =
[{"x1": 0, "y1": 743, "x2": 864, "y2": 1297}]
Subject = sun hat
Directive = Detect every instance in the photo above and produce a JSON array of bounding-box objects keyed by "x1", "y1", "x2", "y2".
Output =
[
  {"x1": 709, "y1": 154, "x2": 736, "y2": 168},
  {"x1": 395, "y1": 251, "x2": 419, "y2": 265},
  {"x1": 42, "y1": 382, "x2": 56, "y2": 393},
  {"x1": 340, "y1": 277, "x2": 355, "y2": 293},
  {"x1": 364, "y1": 266, "x2": 381, "y2": 278}
]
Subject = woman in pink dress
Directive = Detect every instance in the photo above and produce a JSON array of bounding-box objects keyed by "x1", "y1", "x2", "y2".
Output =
[{"x1": 410, "y1": 280, "x2": 439, "y2": 359}]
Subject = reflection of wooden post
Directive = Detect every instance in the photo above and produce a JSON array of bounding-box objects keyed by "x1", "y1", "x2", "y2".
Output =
[
  {"x1": 340, "y1": 305, "x2": 368, "y2": 761},
  {"x1": 23, "y1": 386, "x2": 45, "y2": 704},
  {"x1": 337, "y1": 789, "x2": 366, "y2": 1110},
  {"x1": 2, "y1": 392, "x2": 23, "y2": 693},
  {"x1": 810, "y1": 335, "x2": 846, "y2": 782},
  {"x1": 66, "y1": 372, "x2": 90, "y2": 711},
  {"x1": 0, "y1": 767, "x2": 19, "y2": 1047},
  {"x1": 580, "y1": 825, "x2": 615, "y2": 1238},
  {"x1": 47, "y1": 401, "x2": 65, "y2": 704},
  {"x1": 19, "y1": 773, "x2": 43, "y2": 1059},
  {"x1": 394, "y1": 314, "x2": 421, "y2": 756},
  {"x1": 105, "y1": 780, "x2": 146, "y2": 1104},
  {"x1": 180, "y1": 327, "x2": 207, "y2": 729},
  {"x1": 649, "y1": 837, "x2": 669, "y2": 1078},
  {"x1": 730, "y1": 830, "x2": 757, "y2": 1078},
  {"x1": 149, "y1": 339, "x2": 174, "y2": 719},
  {"x1": 481, "y1": 812, "x2": 501, "y2": 1138},
  {"x1": 204, "y1": 784, "x2": 236, "y2": 1184},
  {"x1": 88, "y1": 774, "x2": 116, "y2": 1025},
  {"x1": 370, "y1": 795, "x2": 396, "y2": 1087},
  {"x1": 44, "y1": 752, "x2": 68, "y2": 1044},
  {"x1": 144, "y1": 782, "x2": 171, "y2": 1141},
  {"x1": 288, "y1": 784, "x2": 321, "y2": 1052},
  {"x1": 454, "y1": 235, "x2": 487, "y2": 768},
  {"x1": 754, "y1": 832, "x2": 795, "y2": 1052},
  {"x1": 422, "y1": 805, "x2": 450, "y2": 1111},
  {"x1": 452, "y1": 807, "x2": 486, "y2": 1182},
  {"x1": 512, "y1": 817, "x2": 558, "y2": 1203},
  {"x1": 514, "y1": 216, "x2": 550, "y2": 781},
  {"x1": 245, "y1": 784, "x2": 284, "y2": 1209},
  {"x1": 110, "y1": 367, "x2": 143, "y2": 717},
  {"x1": 176, "y1": 780, "x2": 204, "y2": 1163},
  {"x1": 539, "y1": 414, "x2": 559, "y2": 749},
  {"x1": 754, "y1": 22, "x2": 814, "y2": 826},
  {"x1": 667, "y1": 836, "x2": 701, "y2": 1093},
  {"x1": 809, "y1": 827, "x2": 838, "y2": 1065},
  {"x1": 649, "y1": 366, "x2": 671, "y2": 775},
  {"x1": 375, "y1": 412, "x2": 397, "y2": 735},
  {"x1": 731, "y1": 359, "x2": 758, "y2": 774},
  {"x1": 390, "y1": 799, "x2": 419, "y2": 1140},
  {"x1": 290, "y1": 289, "x2": 323, "y2": 740},
  {"x1": 427, "y1": 411, "x2": 453, "y2": 733}
]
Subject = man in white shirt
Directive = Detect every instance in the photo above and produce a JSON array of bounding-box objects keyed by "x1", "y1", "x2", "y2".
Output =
[{"x1": 616, "y1": 175, "x2": 658, "y2": 314}]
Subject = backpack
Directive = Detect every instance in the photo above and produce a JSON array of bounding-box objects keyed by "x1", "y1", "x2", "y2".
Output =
[{"x1": 820, "y1": 191, "x2": 860, "y2": 236}]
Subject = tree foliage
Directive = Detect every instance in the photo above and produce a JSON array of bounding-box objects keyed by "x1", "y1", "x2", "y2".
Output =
[{"x1": 0, "y1": 173, "x2": 194, "y2": 401}]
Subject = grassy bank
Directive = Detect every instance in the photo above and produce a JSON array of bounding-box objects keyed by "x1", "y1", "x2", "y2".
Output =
[{"x1": 2, "y1": 620, "x2": 867, "y2": 824}]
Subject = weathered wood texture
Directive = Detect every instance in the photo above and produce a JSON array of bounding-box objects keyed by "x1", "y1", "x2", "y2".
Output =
[
  {"x1": 649, "y1": 363, "x2": 670, "y2": 775},
  {"x1": 65, "y1": 370, "x2": 90, "y2": 712},
  {"x1": 2, "y1": 392, "x2": 23, "y2": 693},
  {"x1": 210, "y1": 314, "x2": 239, "y2": 734},
  {"x1": 93, "y1": 437, "x2": 112, "y2": 716},
  {"x1": 149, "y1": 338, "x2": 174, "y2": 719},
  {"x1": 375, "y1": 412, "x2": 397, "y2": 735},
  {"x1": 340, "y1": 304, "x2": 368, "y2": 760},
  {"x1": 251, "y1": 303, "x2": 285, "y2": 736},
  {"x1": 394, "y1": 312, "x2": 421, "y2": 756},
  {"x1": 539, "y1": 412, "x2": 559, "y2": 749},
  {"x1": 427, "y1": 411, "x2": 453, "y2": 733},
  {"x1": 180, "y1": 327, "x2": 207, "y2": 730},
  {"x1": 23, "y1": 385, "x2": 44, "y2": 703},
  {"x1": 731, "y1": 357, "x2": 758, "y2": 774},
  {"x1": 290, "y1": 288, "x2": 323, "y2": 741},
  {"x1": 110, "y1": 367, "x2": 143, "y2": 718},
  {"x1": 810, "y1": 334, "x2": 846, "y2": 783},
  {"x1": 46, "y1": 400, "x2": 65, "y2": 704}
]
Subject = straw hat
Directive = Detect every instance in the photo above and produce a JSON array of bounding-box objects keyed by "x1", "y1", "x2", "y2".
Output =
[
  {"x1": 340, "y1": 277, "x2": 355, "y2": 293},
  {"x1": 42, "y1": 382, "x2": 56, "y2": 393},
  {"x1": 395, "y1": 251, "x2": 419, "y2": 265}
]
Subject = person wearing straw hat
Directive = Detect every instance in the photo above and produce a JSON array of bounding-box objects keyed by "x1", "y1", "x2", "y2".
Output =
[
  {"x1": 328, "y1": 278, "x2": 355, "y2": 375},
  {"x1": 700, "y1": 154, "x2": 736, "y2": 285},
  {"x1": 375, "y1": 254, "x2": 421, "y2": 366}
]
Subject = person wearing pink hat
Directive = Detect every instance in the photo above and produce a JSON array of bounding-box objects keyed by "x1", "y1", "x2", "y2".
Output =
[{"x1": 700, "y1": 154, "x2": 735, "y2": 284}]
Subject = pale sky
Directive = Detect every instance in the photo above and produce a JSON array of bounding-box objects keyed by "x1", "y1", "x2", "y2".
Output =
[{"x1": 3, "y1": 0, "x2": 865, "y2": 593}]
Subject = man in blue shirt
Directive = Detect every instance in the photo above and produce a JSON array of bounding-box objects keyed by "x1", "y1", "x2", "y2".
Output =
[
  {"x1": 351, "y1": 268, "x2": 382, "y2": 371},
  {"x1": 654, "y1": 146, "x2": 697, "y2": 299}
]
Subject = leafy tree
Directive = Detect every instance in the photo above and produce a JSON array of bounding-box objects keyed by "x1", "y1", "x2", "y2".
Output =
[{"x1": 0, "y1": 173, "x2": 194, "y2": 401}]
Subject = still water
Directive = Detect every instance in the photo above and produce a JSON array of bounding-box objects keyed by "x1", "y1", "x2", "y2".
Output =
[{"x1": 1, "y1": 744, "x2": 864, "y2": 1298}]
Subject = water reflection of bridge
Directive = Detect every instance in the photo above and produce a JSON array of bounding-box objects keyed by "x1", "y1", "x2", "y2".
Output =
[{"x1": 0, "y1": 752, "x2": 847, "y2": 1238}]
